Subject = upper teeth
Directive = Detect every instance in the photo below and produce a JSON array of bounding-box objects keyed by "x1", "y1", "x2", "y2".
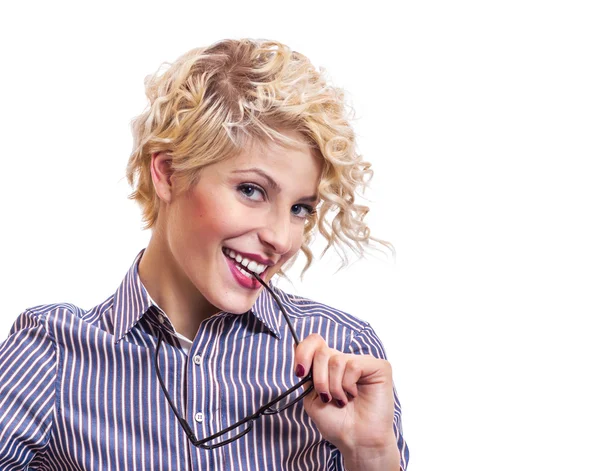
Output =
[{"x1": 224, "y1": 248, "x2": 268, "y2": 275}]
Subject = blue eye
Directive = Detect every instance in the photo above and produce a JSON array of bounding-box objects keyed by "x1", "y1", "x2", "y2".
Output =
[
  {"x1": 291, "y1": 204, "x2": 314, "y2": 219},
  {"x1": 238, "y1": 184, "x2": 265, "y2": 202}
]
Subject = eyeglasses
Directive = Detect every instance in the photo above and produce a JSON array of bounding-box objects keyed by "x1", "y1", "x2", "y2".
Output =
[{"x1": 154, "y1": 273, "x2": 314, "y2": 450}]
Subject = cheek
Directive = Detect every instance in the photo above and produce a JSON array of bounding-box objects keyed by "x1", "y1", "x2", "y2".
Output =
[
  {"x1": 184, "y1": 192, "x2": 233, "y2": 236},
  {"x1": 283, "y1": 225, "x2": 308, "y2": 259},
  {"x1": 293, "y1": 228, "x2": 307, "y2": 250},
  {"x1": 185, "y1": 213, "x2": 232, "y2": 244}
]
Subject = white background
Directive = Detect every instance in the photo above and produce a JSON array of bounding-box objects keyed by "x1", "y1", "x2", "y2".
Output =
[{"x1": 1, "y1": 1, "x2": 598, "y2": 470}]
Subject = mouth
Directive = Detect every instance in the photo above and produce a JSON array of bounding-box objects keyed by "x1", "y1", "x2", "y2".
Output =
[{"x1": 222, "y1": 247, "x2": 269, "y2": 280}]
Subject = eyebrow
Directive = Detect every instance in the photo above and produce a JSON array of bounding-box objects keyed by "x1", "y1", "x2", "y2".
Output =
[{"x1": 232, "y1": 168, "x2": 319, "y2": 203}]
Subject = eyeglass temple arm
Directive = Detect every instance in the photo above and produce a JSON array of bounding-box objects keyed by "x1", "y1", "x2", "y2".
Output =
[
  {"x1": 156, "y1": 274, "x2": 308, "y2": 449},
  {"x1": 154, "y1": 331, "x2": 198, "y2": 441},
  {"x1": 251, "y1": 273, "x2": 314, "y2": 382},
  {"x1": 251, "y1": 273, "x2": 301, "y2": 346},
  {"x1": 156, "y1": 332, "x2": 234, "y2": 448}
]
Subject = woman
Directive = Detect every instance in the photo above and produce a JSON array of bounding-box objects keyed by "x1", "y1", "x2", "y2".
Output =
[{"x1": 0, "y1": 39, "x2": 409, "y2": 470}]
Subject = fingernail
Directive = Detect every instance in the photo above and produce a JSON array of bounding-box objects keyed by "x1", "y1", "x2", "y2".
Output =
[
  {"x1": 295, "y1": 364, "x2": 305, "y2": 377},
  {"x1": 336, "y1": 399, "x2": 345, "y2": 408},
  {"x1": 346, "y1": 392, "x2": 355, "y2": 399},
  {"x1": 320, "y1": 393, "x2": 330, "y2": 403}
]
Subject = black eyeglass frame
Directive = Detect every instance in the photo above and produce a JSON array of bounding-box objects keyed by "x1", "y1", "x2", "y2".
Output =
[{"x1": 154, "y1": 273, "x2": 314, "y2": 450}]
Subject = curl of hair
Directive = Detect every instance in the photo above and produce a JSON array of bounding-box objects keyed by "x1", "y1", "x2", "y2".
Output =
[{"x1": 126, "y1": 38, "x2": 391, "y2": 274}]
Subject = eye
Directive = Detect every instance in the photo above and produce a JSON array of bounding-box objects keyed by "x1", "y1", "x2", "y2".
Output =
[
  {"x1": 291, "y1": 204, "x2": 315, "y2": 219},
  {"x1": 237, "y1": 183, "x2": 265, "y2": 202}
]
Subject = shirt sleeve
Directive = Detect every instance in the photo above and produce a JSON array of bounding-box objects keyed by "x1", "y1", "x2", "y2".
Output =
[
  {"x1": 329, "y1": 323, "x2": 410, "y2": 471},
  {"x1": 0, "y1": 309, "x2": 57, "y2": 469}
]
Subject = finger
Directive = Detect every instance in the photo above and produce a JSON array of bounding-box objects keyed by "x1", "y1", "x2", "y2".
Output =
[
  {"x1": 311, "y1": 345, "x2": 333, "y2": 403},
  {"x1": 341, "y1": 355, "x2": 393, "y2": 397},
  {"x1": 328, "y1": 353, "x2": 350, "y2": 407},
  {"x1": 294, "y1": 334, "x2": 333, "y2": 401},
  {"x1": 293, "y1": 333, "x2": 327, "y2": 379},
  {"x1": 340, "y1": 356, "x2": 363, "y2": 399}
]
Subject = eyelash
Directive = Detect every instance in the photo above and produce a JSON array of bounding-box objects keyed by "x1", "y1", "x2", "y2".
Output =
[
  {"x1": 237, "y1": 183, "x2": 265, "y2": 202},
  {"x1": 236, "y1": 183, "x2": 315, "y2": 219}
]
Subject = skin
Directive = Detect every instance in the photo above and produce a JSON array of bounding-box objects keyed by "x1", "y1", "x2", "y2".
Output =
[{"x1": 138, "y1": 130, "x2": 401, "y2": 470}]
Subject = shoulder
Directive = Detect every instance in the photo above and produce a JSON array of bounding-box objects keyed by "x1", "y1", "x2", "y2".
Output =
[
  {"x1": 273, "y1": 286, "x2": 369, "y2": 332},
  {"x1": 271, "y1": 286, "x2": 385, "y2": 355},
  {"x1": 0, "y1": 305, "x2": 76, "y2": 462},
  {"x1": 9, "y1": 302, "x2": 88, "y2": 337},
  {"x1": 15, "y1": 302, "x2": 87, "y2": 322},
  {"x1": 1, "y1": 302, "x2": 91, "y2": 398}
]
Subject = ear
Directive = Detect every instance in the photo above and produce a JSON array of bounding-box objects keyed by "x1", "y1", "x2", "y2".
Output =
[{"x1": 150, "y1": 152, "x2": 174, "y2": 203}]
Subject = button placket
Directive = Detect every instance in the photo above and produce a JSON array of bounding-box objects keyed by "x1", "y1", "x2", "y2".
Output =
[{"x1": 188, "y1": 346, "x2": 209, "y2": 439}]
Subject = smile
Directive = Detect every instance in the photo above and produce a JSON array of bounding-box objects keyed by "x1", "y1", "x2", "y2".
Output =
[{"x1": 223, "y1": 248, "x2": 268, "y2": 277}]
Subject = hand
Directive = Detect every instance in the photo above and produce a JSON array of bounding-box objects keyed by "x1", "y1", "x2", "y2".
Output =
[{"x1": 294, "y1": 334, "x2": 400, "y2": 468}]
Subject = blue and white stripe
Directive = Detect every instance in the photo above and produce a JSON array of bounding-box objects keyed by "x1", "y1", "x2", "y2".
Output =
[{"x1": 0, "y1": 251, "x2": 409, "y2": 470}]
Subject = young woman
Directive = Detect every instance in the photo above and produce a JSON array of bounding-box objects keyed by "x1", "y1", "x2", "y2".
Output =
[{"x1": 0, "y1": 39, "x2": 409, "y2": 470}]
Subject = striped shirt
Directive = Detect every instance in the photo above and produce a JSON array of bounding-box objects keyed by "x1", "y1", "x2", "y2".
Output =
[{"x1": 0, "y1": 250, "x2": 409, "y2": 470}]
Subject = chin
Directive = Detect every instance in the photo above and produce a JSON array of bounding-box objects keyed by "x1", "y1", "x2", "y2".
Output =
[{"x1": 212, "y1": 291, "x2": 259, "y2": 315}]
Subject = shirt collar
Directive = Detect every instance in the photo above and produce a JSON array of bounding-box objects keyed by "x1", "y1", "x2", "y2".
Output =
[
  {"x1": 249, "y1": 285, "x2": 283, "y2": 339},
  {"x1": 111, "y1": 250, "x2": 283, "y2": 342},
  {"x1": 112, "y1": 250, "x2": 155, "y2": 343}
]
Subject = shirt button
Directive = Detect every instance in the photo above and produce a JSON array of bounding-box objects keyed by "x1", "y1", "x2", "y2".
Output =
[
  {"x1": 193, "y1": 355, "x2": 202, "y2": 365},
  {"x1": 195, "y1": 412, "x2": 204, "y2": 423},
  {"x1": 158, "y1": 314, "x2": 165, "y2": 324}
]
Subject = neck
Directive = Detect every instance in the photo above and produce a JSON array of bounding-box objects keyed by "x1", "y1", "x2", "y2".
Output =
[{"x1": 138, "y1": 232, "x2": 218, "y2": 340}]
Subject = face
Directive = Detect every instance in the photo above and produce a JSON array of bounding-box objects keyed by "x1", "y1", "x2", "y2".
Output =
[{"x1": 156, "y1": 130, "x2": 322, "y2": 316}]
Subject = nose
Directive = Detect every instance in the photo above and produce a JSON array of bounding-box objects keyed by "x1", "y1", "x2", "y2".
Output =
[{"x1": 257, "y1": 209, "x2": 294, "y2": 255}]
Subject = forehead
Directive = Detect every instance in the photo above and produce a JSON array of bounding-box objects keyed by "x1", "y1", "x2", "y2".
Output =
[{"x1": 220, "y1": 131, "x2": 323, "y2": 189}]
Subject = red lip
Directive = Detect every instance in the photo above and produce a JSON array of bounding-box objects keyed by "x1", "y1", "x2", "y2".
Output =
[
  {"x1": 224, "y1": 248, "x2": 275, "y2": 266},
  {"x1": 224, "y1": 254, "x2": 262, "y2": 290}
]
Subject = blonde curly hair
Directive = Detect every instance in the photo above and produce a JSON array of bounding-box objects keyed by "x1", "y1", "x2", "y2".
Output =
[{"x1": 127, "y1": 38, "x2": 387, "y2": 273}]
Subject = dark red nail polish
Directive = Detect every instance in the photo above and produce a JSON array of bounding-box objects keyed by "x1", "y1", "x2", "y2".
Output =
[
  {"x1": 295, "y1": 364, "x2": 305, "y2": 377},
  {"x1": 336, "y1": 399, "x2": 345, "y2": 408},
  {"x1": 320, "y1": 393, "x2": 330, "y2": 403}
]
